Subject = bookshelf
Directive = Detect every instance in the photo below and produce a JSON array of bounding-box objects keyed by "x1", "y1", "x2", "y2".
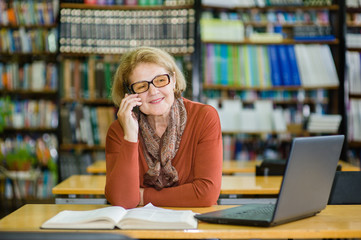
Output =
[
  {"x1": 57, "y1": 0, "x2": 196, "y2": 180},
  {"x1": 198, "y1": 0, "x2": 346, "y2": 161},
  {"x1": 0, "y1": 0, "x2": 60, "y2": 213},
  {"x1": 345, "y1": 1, "x2": 361, "y2": 166}
]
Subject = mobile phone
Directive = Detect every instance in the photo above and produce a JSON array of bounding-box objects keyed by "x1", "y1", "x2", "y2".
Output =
[{"x1": 123, "y1": 82, "x2": 140, "y2": 120}]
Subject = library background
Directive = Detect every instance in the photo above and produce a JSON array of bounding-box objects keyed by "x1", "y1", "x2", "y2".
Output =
[{"x1": 0, "y1": 0, "x2": 360, "y2": 217}]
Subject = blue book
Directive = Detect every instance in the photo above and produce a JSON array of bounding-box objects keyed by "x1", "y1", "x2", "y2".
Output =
[
  {"x1": 286, "y1": 45, "x2": 301, "y2": 86},
  {"x1": 268, "y1": 45, "x2": 282, "y2": 86},
  {"x1": 220, "y1": 44, "x2": 228, "y2": 85},
  {"x1": 276, "y1": 45, "x2": 292, "y2": 86},
  {"x1": 250, "y1": 46, "x2": 259, "y2": 87}
]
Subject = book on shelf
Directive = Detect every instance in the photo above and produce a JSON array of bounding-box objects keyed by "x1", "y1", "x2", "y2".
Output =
[
  {"x1": 306, "y1": 113, "x2": 342, "y2": 134},
  {"x1": 200, "y1": 17, "x2": 244, "y2": 42},
  {"x1": 59, "y1": 7, "x2": 195, "y2": 54},
  {"x1": 346, "y1": 0, "x2": 361, "y2": 7},
  {"x1": 0, "y1": 61, "x2": 58, "y2": 91},
  {"x1": 0, "y1": 0, "x2": 58, "y2": 26},
  {"x1": 346, "y1": 51, "x2": 361, "y2": 95},
  {"x1": 0, "y1": 28, "x2": 58, "y2": 54},
  {"x1": 60, "y1": 104, "x2": 115, "y2": 146},
  {"x1": 41, "y1": 203, "x2": 198, "y2": 230},
  {"x1": 208, "y1": 99, "x2": 287, "y2": 133},
  {"x1": 2, "y1": 99, "x2": 58, "y2": 129},
  {"x1": 293, "y1": 25, "x2": 335, "y2": 41},
  {"x1": 204, "y1": 43, "x2": 340, "y2": 88},
  {"x1": 60, "y1": 58, "x2": 116, "y2": 100},
  {"x1": 268, "y1": 45, "x2": 281, "y2": 86},
  {"x1": 276, "y1": 45, "x2": 292, "y2": 86},
  {"x1": 347, "y1": 33, "x2": 361, "y2": 49},
  {"x1": 348, "y1": 99, "x2": 361, "y2": 142}
]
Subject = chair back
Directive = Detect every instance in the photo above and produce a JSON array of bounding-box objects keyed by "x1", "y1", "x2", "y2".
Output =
[{"x1": 328, "y1": 171, "x2": 361, "y2": 204}]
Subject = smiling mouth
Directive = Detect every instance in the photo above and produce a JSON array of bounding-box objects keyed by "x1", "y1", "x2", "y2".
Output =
[{"x1": 149, "y1": 97, "x2": 164, "y2": 104}]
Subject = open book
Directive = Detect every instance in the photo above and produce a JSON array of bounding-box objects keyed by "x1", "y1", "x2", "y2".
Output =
[{"x1": 41, "y1": 203, "x2": 198, "y2": 230}]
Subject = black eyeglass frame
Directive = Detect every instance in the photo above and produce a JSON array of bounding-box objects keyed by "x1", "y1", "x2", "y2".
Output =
[{"x1": 129, "y1": 73, "x2": 171, "y2": 94}]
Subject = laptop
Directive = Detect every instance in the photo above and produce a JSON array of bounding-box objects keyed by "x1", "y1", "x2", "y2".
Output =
[{"x1": 195, "y1": 135, "x2": 344, "y2": 227}]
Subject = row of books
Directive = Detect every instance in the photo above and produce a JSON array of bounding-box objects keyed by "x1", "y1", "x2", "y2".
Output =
[
  {"x1": 61, "y1": 0, "x2": 193, "y2": 6},
  {"x1": 203, "y1": 44, "x2": 339, "y2": 88},
  {"x1": 202, "y1": 0, "x2": 332, "y2": 8},
  {"x1": 305, "y1": 113, "x2": 341, "y2": 134},
  {"x1": 346, "y1": 51, "x2": 361, "y2": 94},
  {"x1": 202, "y1": 9, "x2": 331, "y2": 26},
  {"x1": 59, "y1": 8, "x2": 195, "y2": 54},
  {"x1": 346, "y1": 0, "x2": 361, "y2": 8},
  {"x1": 0, "y1": 132, "x2": 58, "y2": 199},
  {"x1": 346, "y1": 33, "x2": 361, "y2": 48},
  {"x1": 200, "y1": 18, "x2": 245, "y2": 42},
  {"x1": 60, "y1": 58, "x2": 115, "y2": 100},
  {"x1": 1, "y1": 99, "x2": 58, "y2": 129},
  {"x1": 293, "y1": 25, "x2": 334, "y2": 41},
  {"x1": 1, "y1": 170, "x2": 57, "y2": 200},
  {"x1": 223, "y1": 135, "x2": 290, "y2": 161},
  {"x1": 0, "y1": 0, "x2": 58, "y2": 26},
  {"x1": 201, "y1": 11, "x2": 333, "y2": 42},
  {"x1": 208, "y1": 99, "x2": 289, "y2": 133},
  {"x1": 60, "y1": 104, "x2": 115, "y2": 147},
  {"x1": 59, "y1": 151, "x2": 105, "y2": 180},
  {"x1": 208, "y1": 98, "x2": 331, "y2": 132},
  {"x1": 348, "y1": 99, "x2": 361, "y2": 142},
  {"x1": 0, "y1": 61, "x2": 58, "y2": 91},
  {"x1": 0, "y1": 28, "x2": 58, "y2": 53}
]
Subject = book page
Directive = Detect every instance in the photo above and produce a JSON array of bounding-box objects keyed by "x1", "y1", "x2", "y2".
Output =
[
  {"x1": 116, "y1": 203, "x2": 198, "y2": 229},
  {"x1": 41, "y1": 206, "x2": 127, "y2": 229}
]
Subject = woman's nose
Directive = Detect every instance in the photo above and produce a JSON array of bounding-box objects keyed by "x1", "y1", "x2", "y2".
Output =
[{"x1": 148, "y1": 83, "x2": 159, "y2": 94}]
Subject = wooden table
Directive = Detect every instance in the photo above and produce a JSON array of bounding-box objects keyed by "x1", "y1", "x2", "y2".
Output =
[
  {"x1": 1, "y1": 204, "x2": 360, "y2": 239},
  {"x1": 87, "y1": 160, "x2": 360, "y2": 174},
  {"x1": 52, "y1": 175, "x2": 282, "y2": 196},
  {"x1": 52, "y1": 174, "x2": 281, "y2": 204},
  {"x1": 86, "y1": 160, "x2": 262, "y2": 174}
]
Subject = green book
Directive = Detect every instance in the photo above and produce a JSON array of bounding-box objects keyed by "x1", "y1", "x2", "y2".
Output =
[
  {"x1": 227, "y1": 45, "x2": 234, "y2": 86},
  {"x1": 104, "y1": 62, "x2": 112, "y2": 99}
]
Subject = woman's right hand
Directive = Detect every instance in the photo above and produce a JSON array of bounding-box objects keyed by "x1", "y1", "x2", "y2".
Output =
[{"x1": 117, "y1": 94, "x2": 142, "y2": 142}]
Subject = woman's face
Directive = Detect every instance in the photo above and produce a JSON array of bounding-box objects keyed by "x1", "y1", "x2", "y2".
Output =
[{"x1": 128, "y1": 63, "x2": 175, "y2": 117}]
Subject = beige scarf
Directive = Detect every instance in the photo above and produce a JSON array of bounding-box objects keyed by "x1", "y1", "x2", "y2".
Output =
[{"x1": 139, "y1": 98, "x2": 187, "y2": 190}]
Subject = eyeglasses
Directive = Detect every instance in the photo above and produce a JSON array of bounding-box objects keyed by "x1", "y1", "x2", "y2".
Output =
[{"x1": 129, "y1": 73, "x2": 171, "y2": 94}]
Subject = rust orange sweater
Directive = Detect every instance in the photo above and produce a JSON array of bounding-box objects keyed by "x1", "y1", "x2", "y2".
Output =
[{"x1": 105, "y1": 98, "x2": 223, "y2": 208}]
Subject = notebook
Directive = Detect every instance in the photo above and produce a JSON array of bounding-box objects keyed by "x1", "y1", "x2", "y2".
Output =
[{"x1": 195, "y1": 135, "x2": 344, "y2": 227}]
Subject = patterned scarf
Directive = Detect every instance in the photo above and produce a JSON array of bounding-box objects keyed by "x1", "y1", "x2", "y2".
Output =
[{"x1": 139, "y1": 98, "x2": 187, "y2": 190}]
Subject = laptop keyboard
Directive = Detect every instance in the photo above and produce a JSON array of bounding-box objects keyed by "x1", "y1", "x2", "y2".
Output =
[{"x1": 229, "y1": 204, "x2": 275, "y2": 218}]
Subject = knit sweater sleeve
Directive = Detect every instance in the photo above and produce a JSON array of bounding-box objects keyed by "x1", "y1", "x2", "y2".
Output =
[
  {"x1": 143, "y1": 104, "x2": 223, "y2": 207},
  {"x1": 104, "y1": 120, "x2": 141, "y2": 209}
]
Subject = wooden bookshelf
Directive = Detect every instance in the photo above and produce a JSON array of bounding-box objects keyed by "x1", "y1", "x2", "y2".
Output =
[
  {"x1": 345, "y1": 3, "x2": 361, "y2": 164},
  {"x1": 198, "y1": 1, "x2": 345, "y2": 161},
  {"x1": 0, "y1": 0, "x2": 60, "y2": 207}
]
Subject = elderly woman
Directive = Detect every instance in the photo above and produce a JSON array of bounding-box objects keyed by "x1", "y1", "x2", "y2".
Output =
[{"x1": 105, "y1": 46, "x2": 222, "y2": 209}]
